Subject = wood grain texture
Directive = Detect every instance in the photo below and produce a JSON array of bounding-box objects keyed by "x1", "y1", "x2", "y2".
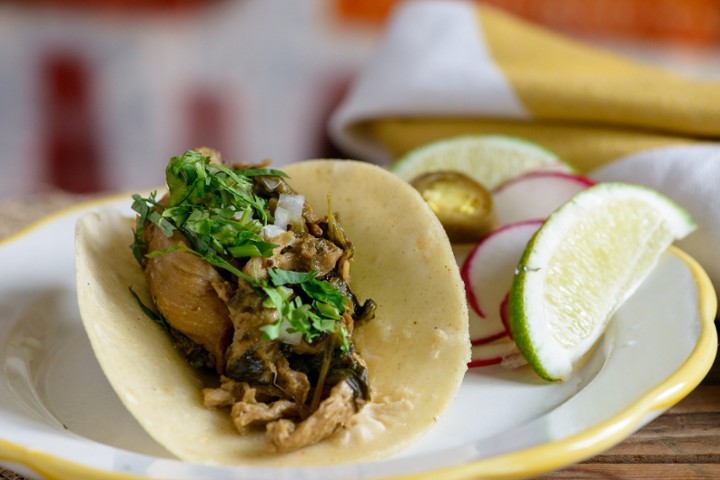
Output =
[
  {"x1": 537, "y1": 464, "x2": 720, "y2": 480},
  {"x1": 546, "y1": 341, "x2": 720, "y2": 479}
]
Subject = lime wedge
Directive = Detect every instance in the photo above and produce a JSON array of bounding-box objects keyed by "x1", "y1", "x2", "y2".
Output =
[
  {"x1": 390, "y1": 135, "x2": 572, "y2": 189},
  {"x1": 509, "y1": 182, "x2": 696, "y2": 381}
]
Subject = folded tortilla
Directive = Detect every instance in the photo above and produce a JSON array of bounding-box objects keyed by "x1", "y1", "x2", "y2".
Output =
[{"x1": 75, "y1": 159, "x2": 469, "y2": 466}]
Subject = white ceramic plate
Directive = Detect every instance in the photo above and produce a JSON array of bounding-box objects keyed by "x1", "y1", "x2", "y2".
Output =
[{"x1": 0, "y1": 196, "x2": 717, "y2": 480}]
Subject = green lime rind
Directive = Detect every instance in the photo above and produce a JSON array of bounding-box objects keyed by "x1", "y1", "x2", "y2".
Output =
[
  {"x1": 508, "y1": 233, "x2": 558, "y2": 382},
  {"x1": 508, "y1": 182, "x2": 697, "y2": 382}
]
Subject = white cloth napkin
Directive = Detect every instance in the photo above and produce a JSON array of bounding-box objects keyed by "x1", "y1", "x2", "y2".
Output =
[{"x1": 329, "y1": 0, "x2": 528, "y2": 164}]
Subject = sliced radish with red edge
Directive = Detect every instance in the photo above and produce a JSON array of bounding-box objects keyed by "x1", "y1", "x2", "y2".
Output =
[
  {"x1": 461, "y1": 220, "x2": 542, "y2": 344},
  {"x1": 469, "y1": 339, "x2": 527, "y2": 369},
  {"x1": 492, "y1": 171, "x2": 594, "y2": 226},
  {"x1": 454, "y1": 244, "x2": 508, "y2": 344},
  {"x1": 499, "y1": 292, "x2": 513, "y2": 340}
]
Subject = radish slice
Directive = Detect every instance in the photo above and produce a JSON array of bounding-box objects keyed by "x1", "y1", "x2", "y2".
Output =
[
  {"x1": 492, "y1": 171, "x2": 594, "y2": 226},
  {"x1": 455, "y1": 244, "x2": 508, "y2": 345},
  {"x1": 499, "y1": 292, "x2": 512, "y2": 340},
  {"x1": 470, "y1": 308, "x2": 507, "y2": 345},
  {"x1": 469, "y1": 339, "x2": 527, "y2": 369},
  {"x1": 461, "y1": 220, "x2": 542, "y2": 344}
]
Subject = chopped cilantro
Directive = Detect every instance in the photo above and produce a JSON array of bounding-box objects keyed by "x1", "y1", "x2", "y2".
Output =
[
  {"x1": 131, "y1": 151, "x2": 278, "y2": 270},
  {"x1": 131, "y1": 150, "x2": 351, "y2": 352},
  {"x1": 261, "y1": 268, "x2": 350, "y2": 350},
  {"x1": 237, "y1": 167, "x2": 289, "y2": 178},
  {"x1": 268, "y1": 268, "x2": 318, "y2": 286}
]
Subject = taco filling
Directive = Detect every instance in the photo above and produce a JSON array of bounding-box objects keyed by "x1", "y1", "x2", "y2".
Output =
[{"x1": 130, "y1": 148, "x2": 376, "y2": 451}]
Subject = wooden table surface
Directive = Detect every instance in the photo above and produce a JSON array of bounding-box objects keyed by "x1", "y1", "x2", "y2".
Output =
[{"x1": 0, "y1": 192, "x2": 718, "y2": 480}]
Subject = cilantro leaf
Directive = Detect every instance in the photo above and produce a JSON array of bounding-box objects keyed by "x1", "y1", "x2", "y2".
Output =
[
  {"x1": 261, "y1": 268, "x2": 349, "y2": 346},
  {"x1": 130, "y1": 194, "x2": 152, "y2": 264},
  {"x1": 301, "y1": 278, "x2": 347, "y2": 313},
  {"x1": 268, "y1": 268, "x2": 318, "y2": 286},
  {"x1": 259, "y1": 322, "x2": 281, "y2": 341},
  {"x1": 165, "y1": 150, "x2": 210, "y2": 206},
  {"x1": 130, "y1": 192, "x2": 175, "y2": 264},
  {"x1": 133, "y1": 152, "x2": 282, "y2": 275},
  {"x1": 239, "y1": 168, "x2": 289, "y2": 178}
]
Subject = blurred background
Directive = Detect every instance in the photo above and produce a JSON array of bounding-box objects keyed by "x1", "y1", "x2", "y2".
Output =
[{"x1": 1, "y1": 0, "x2": 719, "y2": 198}]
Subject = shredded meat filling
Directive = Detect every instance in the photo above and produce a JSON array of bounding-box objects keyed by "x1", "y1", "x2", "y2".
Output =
[
  {"x1": 140, "y1": 158, "x2": 375, "y2": 451},
  {"x1": 266, "y1": 379, "x2": 360, "y2": 451},
  {"x1": 271, "y1": 236, "x2": 343, "y2": 277}
]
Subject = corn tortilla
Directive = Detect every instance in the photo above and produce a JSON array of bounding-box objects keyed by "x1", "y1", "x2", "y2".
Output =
[{"x1": 75, "y1": 159, "x2": 470, "y2": 466}]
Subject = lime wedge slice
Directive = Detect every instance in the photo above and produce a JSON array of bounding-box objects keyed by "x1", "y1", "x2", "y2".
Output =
[
  {"x1": 390, "y1": 135, "x2": 572, "y2": 189},
  {"x1": 509, "y1": 182, "x2": 696, "y2": 381}
]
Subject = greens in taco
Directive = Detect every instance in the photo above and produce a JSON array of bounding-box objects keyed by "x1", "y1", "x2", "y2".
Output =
[{"x1": 76, "y1": 150, "x2": 469, "y2": 466}]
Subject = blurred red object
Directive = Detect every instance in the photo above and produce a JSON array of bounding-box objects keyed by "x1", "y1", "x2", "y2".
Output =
[
  {"x1": 184, "y1": 89, "x2": 235, "y2": 160},
  {"x1": 16, "y1": 0, "x2": 217, "y2": 14},
  {"x1": 333, "y1": 0, "x2": 720, "y2": 46},
  {"x1": 41, "y1": 53, "x2": 104, "y2": 194}
]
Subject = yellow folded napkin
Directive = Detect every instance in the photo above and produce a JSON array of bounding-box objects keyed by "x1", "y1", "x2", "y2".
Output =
[
  {"x1": 330, "y1": 0, "x2": 720, "y2": 172},
  {"x1": 329, "y1": 0, "x2": 720, "y2": 291}
]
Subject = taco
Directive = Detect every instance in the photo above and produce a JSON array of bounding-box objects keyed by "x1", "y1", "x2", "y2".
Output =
[{"x1": 75, "y1": 149, "x2": 469, "y2": 466}]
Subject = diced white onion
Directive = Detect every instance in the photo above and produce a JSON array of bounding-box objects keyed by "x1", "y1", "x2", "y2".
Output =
[
  {"x1": 260, "y1": 176, "x2": 281, "y2": 191},
  {"x1": 274, "y1": 206, "x2": 290, "y2": 230},
  {"x1": 278, "y1": 319, "x2": 303, "y2": 345},
  {"x1": 260, "y1": 224, "x2": 286, "y2": 241},
  {"x1": 276, "y1": 194, "x2": 304, "y2": 228}
]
